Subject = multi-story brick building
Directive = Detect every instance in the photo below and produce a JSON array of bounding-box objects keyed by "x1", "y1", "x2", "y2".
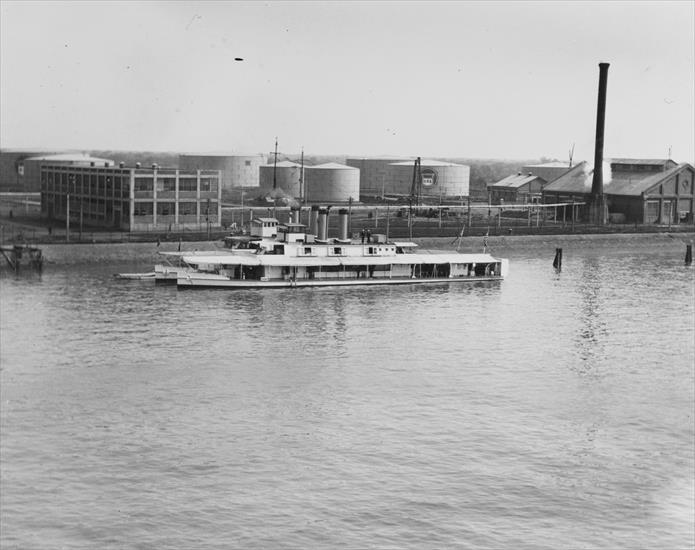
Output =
[{"x1": 40, "y1": 163, "x2": 221, "y2": 232}]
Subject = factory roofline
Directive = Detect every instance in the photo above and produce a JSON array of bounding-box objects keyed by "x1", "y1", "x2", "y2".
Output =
[
  {"x1": 25, "y1": 153, "x2": 114, "y2": 164},
  {"x1": 543, "y1": 161, "x2": 694, "y2": 196},
  {"x1": 490, "y1": 173, "x2": 546, "y2": 189},
  {"x1": 523, "y1": 161, "x2": 572, "y2": 168},
  {"x1": 603, "y1": 163, "x2": 693, "y2": 195},
  {"x1": 609, "y1": 158, "x2": 677, "y2": 167}
]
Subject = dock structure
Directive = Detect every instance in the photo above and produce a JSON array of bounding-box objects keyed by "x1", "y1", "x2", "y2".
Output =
[{"x1": 0, "y1": 244, "x2": 43, "y2": 272}]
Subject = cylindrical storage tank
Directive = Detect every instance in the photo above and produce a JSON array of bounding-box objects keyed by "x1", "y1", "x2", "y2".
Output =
[
  {"x1": 179, "y1": 154, "x2": 266, "y2": 190},
  {"x1": 346, "y1": 157, "x2": 413, "y2": 197},
  {"x1": 305, "y1": 163, "x2": 360, "y2": 202},
  {"x1": 388, "y1": 160, "x2": 470, "y2": 198},
  {"x1": 259, "y1": 160, "x2": 303, "y2": 197}
]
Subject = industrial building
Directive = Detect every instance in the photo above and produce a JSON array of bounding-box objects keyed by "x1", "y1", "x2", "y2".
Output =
[
  {"x1": 346, "y1": 157, "x2": 470, "y2": 199},
  {"x1": 40, "y1": 163, "x2": 221, "y2": 232},
  {"x1": 488, "y1": 172, "x2": 546, "y2": 204},
  {"x1": 304, "y1": 163, "x2": 360, "y2": 202},
  {"x1": 179, "y1": 153, "x2": 265, "y2": 190},
  {"x1": 259, "y1": 160, "x2": 304, "y2": 198},
  {"x1": 0, "y1": 151, "x2": 113, "y2": 192},
  {"x1": 542, "y1": 159, "x2": 694, "y2": 224}
]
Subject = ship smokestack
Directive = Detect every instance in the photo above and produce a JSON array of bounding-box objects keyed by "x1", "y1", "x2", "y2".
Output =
[
  {"x1": 317, "y1": 207, "x2": 328, "y2": 241},
  {"x1": 338, "y1": 208, "x2": 349, "y2": 241},
  {"x1": 291, "y1": 206, "x2": 300, "y2": 224},
  {"x1": 591, "y1": 62, "x2": 609, "y2": 224},
  {"x1": 310, "y1": 205, "x2": 319, "y2": 236}
]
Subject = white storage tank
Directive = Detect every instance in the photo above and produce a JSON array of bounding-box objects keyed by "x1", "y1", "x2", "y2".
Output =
[
  {"x1": 259, "y1": 160, "x2": 303, "y2": 197},
  {"x1": 305, "y1": 163, "x2": 360, "y2": 202},
  {"x1": 346, "y1": 157, "x2": 413, "y2": 197},
  {"x1": 179, "y1": 153, "x2": 265, "y2": 190},
  {"x1": 388, "y1": 159, "x2": 470, "y2": 197}
]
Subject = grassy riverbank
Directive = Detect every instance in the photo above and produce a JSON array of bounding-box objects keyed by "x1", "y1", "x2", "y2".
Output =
[{"x1": 26, "y1": 231, "x2": 693, "y2": 266}]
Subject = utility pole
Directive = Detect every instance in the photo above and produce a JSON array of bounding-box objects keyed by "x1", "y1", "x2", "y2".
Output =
[
  {"x1": 272, "y1": 137, "x2": 278, "y2": 189},
  {"x1": 299, "y1": 147, "x2": 304, "y2": 203}
]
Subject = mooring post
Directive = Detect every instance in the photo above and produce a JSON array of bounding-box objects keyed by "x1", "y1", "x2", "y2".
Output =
[
  {"x1": 686, "y1": 242, "x2": 693, "y2": 266},
  {"x1": 553, "y1": 247, "x2": 563, "y2": 271}
]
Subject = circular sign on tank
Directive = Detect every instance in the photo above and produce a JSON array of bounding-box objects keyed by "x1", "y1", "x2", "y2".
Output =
[{"x1": 421, "y1": 168, "x2": 437, "y2": 187}]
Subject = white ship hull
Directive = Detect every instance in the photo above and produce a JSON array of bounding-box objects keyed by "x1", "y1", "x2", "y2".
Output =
[{"x1": 177, "y1": 270, "x2": 506, "y2": 289}]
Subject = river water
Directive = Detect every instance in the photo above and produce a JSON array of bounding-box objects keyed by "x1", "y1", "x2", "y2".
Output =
[{"x1": 1, "y1": 240, "x2": 694, "y2": 549}]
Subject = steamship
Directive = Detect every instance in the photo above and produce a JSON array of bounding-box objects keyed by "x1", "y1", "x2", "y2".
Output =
[{"x1": 176, "y1": 208, "x2": 509, "y2": 289}]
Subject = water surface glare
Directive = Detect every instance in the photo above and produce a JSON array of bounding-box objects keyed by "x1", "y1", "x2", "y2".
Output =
[{"x1": 1, "y1": 244, "x2": 694, "y2": 549}]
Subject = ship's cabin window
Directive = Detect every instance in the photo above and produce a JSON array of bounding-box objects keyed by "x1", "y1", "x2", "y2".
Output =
[
  {"x1": 333, "y1": 247, "x2": 343, "y2": 255},
  {"x1": 367, "y1": 247, "x2": 376, "y2": 254},
  {"x1": 304, "y1": 247, "x2": 313, "y2": 255}
]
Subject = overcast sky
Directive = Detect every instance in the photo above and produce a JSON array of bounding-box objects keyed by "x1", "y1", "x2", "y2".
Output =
[{"x1": 1, "y1": 1, "x2": 693, "y2": 162}]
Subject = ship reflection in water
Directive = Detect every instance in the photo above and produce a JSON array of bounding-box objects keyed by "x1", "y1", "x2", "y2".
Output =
[{"x1": 1, "y1": 242, "x2": 693, "y2": 549}]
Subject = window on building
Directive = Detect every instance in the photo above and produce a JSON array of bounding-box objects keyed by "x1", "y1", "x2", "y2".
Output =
[
  {"x1": 201, "y1": 177, "x2": 219, "y2": 193},
  {"x1": 179, "y1": 202, "x2": 197, "y2": 215},
  {"x1": 245, "y1": 160, "x2": 251, "y2": 166},
  {"x1": 179, "y1": 178, "x2": 197, "y2": 192},
  {"x1": 133, "y1": 202, "x2": 154, "y2": 216},
  {"x1": 134, "y1": 179, "x2": 153, "y2": 192},
  {"x1": 156, "y1": 202, "x2": 175, "y2": 216},
  {"x1": 157, "y1": 177, "x2": 176, "y2": 192}
]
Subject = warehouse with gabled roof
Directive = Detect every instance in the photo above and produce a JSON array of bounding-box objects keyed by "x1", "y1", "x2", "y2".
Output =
[{"x1": 542, "y1": 158, "x2": 694, "y2": 224}]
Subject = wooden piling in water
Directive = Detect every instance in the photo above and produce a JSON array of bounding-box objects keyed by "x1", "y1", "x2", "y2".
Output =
[
  {"x1": 686, "y1": 243, "x2": 693, "y2": 266},
  {"x1": 553, "y1": 248, "x2": 563, "y2": 271}
]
